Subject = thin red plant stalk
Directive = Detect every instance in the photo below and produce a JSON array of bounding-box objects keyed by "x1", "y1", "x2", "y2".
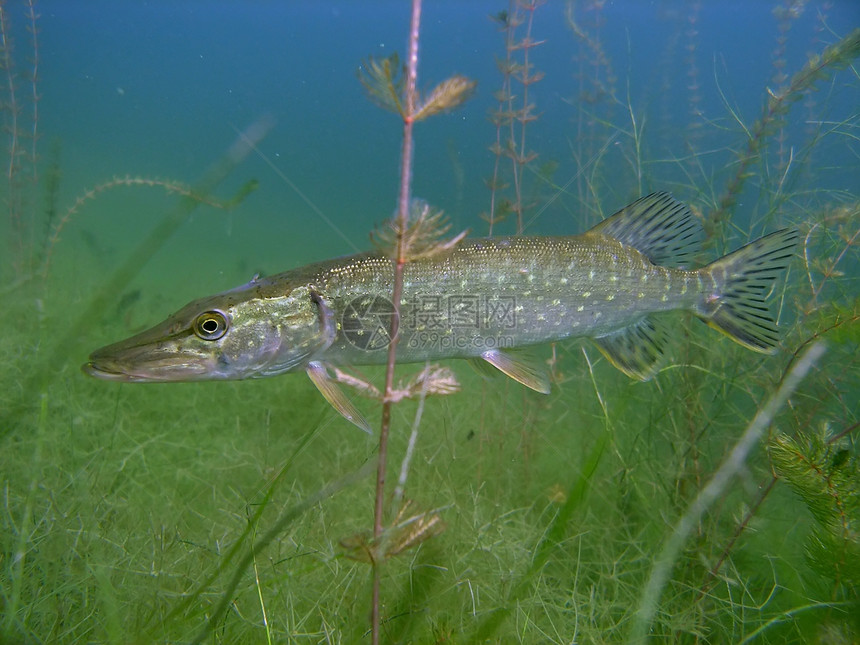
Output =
[{"x1": 371, "y1": 0, "x2": 422, "y2": 642}]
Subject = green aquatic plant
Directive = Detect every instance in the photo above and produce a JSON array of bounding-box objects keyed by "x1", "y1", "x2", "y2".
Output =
[
  {"x1": 357, "y1": 52, "x2": 475, "y2": 123},
  {"x1": 709, "y1": 27, "x2": 860, "y2": 241},
  {"x1": 483, "y1": 0, "x2": 545, "y2": 234},
  {"x1": 770, "y1": 0, "x2": 809, "y2": 176},
  {"x1": 40, "y1": 174, "x2": 260, "y2": 279},
  {"x1": 770, "y1": 431, "x2": 860, "y2": 590},
  {"x1": 630, "y1": 341, "x2": 827, "y2": 644},
  {"x1": 484, "y1": 7, "x2": 517, "y2": 235},
  {"x1": 0, "y1": 0, "x2": 40, "y2": 278},
  {"x1": 370, "y1": 198, "x2": 467, "y2": 261},
  {"x1": 565, "y1": 0, "x2": 618, "y2": 215},
  {"x1": 684, "y1": 0, "x2": 703, "y2": 176}
]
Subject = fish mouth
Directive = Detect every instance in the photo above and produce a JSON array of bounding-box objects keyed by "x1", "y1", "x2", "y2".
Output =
[
  {"x1": 81, "y1": 359, "x2": 173, "y2": 382},
  {"x1": 83, "y1": 343, "x2": 215, "y2": 382},
  {"x1": 82, "y1": 360, "x2": 138, "y2": 382},
  {"x1": 82, "y1": 357, "x2": 214, "y2": 382}
]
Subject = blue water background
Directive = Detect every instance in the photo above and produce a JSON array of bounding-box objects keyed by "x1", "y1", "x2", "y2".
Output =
[{"x1": 10, "y1": 0, "x2": 859, "y2": 307}]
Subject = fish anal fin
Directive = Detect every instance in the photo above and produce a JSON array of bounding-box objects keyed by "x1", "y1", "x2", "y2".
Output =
[
  {"x1": 481, "y1": 349, "x2": 551, "y2": 394},
  {"x1": 592, "y1": 316, "x2": 669, "y2": 381},
  {"x1": 306, "y1": 361, "x2": 372, "y2": 433},
  {"x1": 588, "y1": 192, "x2": 704, "y2": 268}
]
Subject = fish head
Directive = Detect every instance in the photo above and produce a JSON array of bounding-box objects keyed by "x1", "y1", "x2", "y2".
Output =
[{"x1": 83, "y1": 284, "x2": 336, "y2": 382}]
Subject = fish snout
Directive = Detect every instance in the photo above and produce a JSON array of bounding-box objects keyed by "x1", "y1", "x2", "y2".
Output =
[{"x1": 83, "y1": 337, "x2": 214, "y2": 382}]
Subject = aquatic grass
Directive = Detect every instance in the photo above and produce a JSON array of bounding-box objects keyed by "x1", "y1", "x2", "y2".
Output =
[
  {"x1": 0, "y1": 107, "x2": 272, "y2": 641},
  {"x1": 630, "y1": 341, "x2": 827, "y2": 643},
  {"x1": 4, "y1": 368, "x2": 361, "y2": 643},
  {"x1": 2, "y1": 316, "x2": 855, "y2": 641}
]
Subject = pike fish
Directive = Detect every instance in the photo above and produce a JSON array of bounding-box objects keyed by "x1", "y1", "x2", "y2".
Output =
[{"x1": 84, "y1": 193, "x2": 798, "y2": 431}]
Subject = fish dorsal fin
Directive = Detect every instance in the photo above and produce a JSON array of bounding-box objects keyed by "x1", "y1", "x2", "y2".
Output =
[
  {"x1": 306, "y1": 361, "x2": 372, "y2": 433},
  {"x1": 592, "y1": 315, "x2": 669, "y2": 381},
  {"x1": 588, "y1": 192, "x2": 703, "y2": 268},
  {"x1": 481, "y1": 349, "x2": 551, "y2": 394}
]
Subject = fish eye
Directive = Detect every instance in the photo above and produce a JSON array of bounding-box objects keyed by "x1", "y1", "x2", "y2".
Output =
[{"x1": 193, "y1": 310, "x2": 229, "y2": 340}]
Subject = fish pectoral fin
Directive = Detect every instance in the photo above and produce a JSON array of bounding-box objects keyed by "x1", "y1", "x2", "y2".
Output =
[
  {"x1": 306, "y1": 361, "x2": 372, "y2": 434},
  {"x1": 480, "y1": 349, "x2": 551, "y2": 394},
  {"x1": 592, "y1": 316, "x2": 669, "y2": 381}
]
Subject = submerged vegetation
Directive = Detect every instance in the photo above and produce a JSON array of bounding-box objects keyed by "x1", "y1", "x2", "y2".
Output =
[{"x1": 1, "y1": 1, "x2": 859, "y2": 643}]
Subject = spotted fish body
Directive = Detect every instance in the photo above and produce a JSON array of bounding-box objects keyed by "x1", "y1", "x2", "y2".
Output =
[
  {"x1": 85, "y1": 193, "x2": 798, "y2": 431},
  {"x1": 314, "y1": 235, "x2": 698, "y2": 365}
]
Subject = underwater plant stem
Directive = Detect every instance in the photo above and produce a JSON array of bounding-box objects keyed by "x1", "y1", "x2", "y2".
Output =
[
  {"x1": 41, "y1": 175, "x2": 259, "y2": 280},
  {"x1": 487, "y1": 4, "x2": 515, "y2": 236},
  {"x1": 629, "y1": 341, "x2": 826, "y2": 644},
  {"x1": 506, "y1": 1, "x2": 521, "y2": 231},
  {"x1": 0, "y1": 3, "x2": 18, "y2": 184},
  {"x1": 701, "y1": 474, "x2": 778, "y2": 596},
  {"x1": 393, "y1": 363, "x2": 430, "y2": 509},
  {"x1": 828, "y1": 421, "x2": 860, "y2": 445},
  {"x1": 737, "y1": 600, "x2": 856, "y2": 645},
  {"x1": 26, "y1": 0, "x2": 38, "y2": 184},
  {"x1": 0, "y1": 2, "x2": 23, "y2": 273},
  {"x1": 684, "y1": 0, "x2": 702, "y2": 173},
  {"x1": 373, "y1": 1, "x2": 422, "y2": 642},
  {"x1": 514, "y1": 0, "x2": 538, "y2": 234},
  {"x1": 251, "y1": 526, "x2": 273, "y2": 645}
]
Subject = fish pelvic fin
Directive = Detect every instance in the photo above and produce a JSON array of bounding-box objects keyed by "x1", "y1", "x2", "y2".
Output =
[
  {"x1": 481, "y1": 349, "x2": 551, "y2": 394},
  {"x1": 306, "y1": 361, "x2": 372, "y2": 433},
  {"x1": 592, "y1": 315, "x2": 669, "y2": 381},
  {"x1": 699, "y1": 228, "x2": 799, "y2": 353},
  {"x1": 588, "y1": 192, "x2": 704, "y2": 268}
]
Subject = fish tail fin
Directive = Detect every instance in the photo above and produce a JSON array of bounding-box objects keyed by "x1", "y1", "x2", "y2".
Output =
[{"x1": 699, "y1": 229, "x2": 799, "y2": 353}]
